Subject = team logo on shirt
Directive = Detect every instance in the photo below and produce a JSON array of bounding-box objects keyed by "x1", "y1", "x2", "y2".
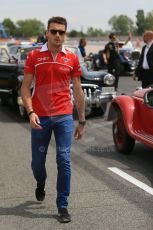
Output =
[{"x1": 37, "y1": 57, "x2": 50, "y2": 62}]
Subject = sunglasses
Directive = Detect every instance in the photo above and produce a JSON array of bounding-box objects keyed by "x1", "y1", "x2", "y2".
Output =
[{"x1": 49, "y1": 29, "x2": 66, "y2": 36}]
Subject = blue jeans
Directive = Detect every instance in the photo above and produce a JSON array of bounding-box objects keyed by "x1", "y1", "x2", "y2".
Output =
[{"x1": 31, "y1": 115, "x2": 74, "y2": 208}]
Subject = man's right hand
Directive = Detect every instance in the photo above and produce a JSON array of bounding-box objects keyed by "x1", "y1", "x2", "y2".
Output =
[{"x1": 29, "y1": 113, "x2": 43, "y2": 129}]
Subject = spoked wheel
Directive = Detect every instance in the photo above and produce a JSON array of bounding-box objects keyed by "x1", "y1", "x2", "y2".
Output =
[{"x1": 113, "y1": 110, "x2": 135, "y2": 154}]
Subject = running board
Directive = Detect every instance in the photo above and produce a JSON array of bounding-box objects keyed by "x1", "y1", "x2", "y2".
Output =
[{"x1": 134, "y1": 129, "x2": 153, "y2": 144}]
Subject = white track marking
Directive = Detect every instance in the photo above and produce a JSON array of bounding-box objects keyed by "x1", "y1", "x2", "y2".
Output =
[{"x1": 109, "y1": 167, "x2": 153, "y2": 195}]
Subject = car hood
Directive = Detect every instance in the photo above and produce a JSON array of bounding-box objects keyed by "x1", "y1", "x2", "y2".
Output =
[{"x1": 81, "y1": 63, "x2": 108, "y2": 79}]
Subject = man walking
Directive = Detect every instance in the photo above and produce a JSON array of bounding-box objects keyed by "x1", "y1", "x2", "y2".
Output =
[
  {"x1": 21, "y1": 16, "x2": 85, "y2": 223},
  {"x1": 133, "y1": 30, "x2": 153, "y2": 88}
]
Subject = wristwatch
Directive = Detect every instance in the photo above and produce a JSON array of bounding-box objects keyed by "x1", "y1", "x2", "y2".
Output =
[
  {"x1": 78, "y1": 120, "x2": 86, "y2": 126},
  {"x1": 28, "y1": 111, "x2": 35, "y2": 116}
]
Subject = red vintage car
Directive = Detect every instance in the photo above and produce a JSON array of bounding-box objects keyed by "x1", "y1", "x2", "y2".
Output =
[{"x1": 107, "y1": 88, "x2": 153, "y2": 154}]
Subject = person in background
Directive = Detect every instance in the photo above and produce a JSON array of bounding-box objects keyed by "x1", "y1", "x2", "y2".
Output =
[
  {"x1": 103, "y1": 32, "x2": 132, "y2": 90},
  {"x1": 78, "y1": 38, "x2": 87, "y2": 59},
  {"x1": 133, "y1": 30, "x2": 153, "y2": 88},
  {"x1": 37, "y1": 32, "x2": 47, "y2": 44},
  {"x1": 21, "y1": 16, "x2": 86, "y2": 223},
  {"x1": 103, "y1": 33, "x2": 120, "y2": 90}
]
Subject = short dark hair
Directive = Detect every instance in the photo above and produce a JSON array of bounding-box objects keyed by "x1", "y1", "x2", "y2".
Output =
[
  {"x1": 47, "y1": 16, "x2": 67, "y2": 30},
  {"x1": 109, "y1": 33, "x2": 116, "y2": 39},
  {"x1": 79, "y1": 38, "x2": 86, "y2": 45}
]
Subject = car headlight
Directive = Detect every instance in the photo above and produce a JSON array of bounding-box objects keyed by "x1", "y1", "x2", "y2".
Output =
[
  {"x1": 123, "y1": 51, "x2": 131, "y2": 60},
  {"x1": 103, "y1": 74, "x2": 115, "y2": 85}
]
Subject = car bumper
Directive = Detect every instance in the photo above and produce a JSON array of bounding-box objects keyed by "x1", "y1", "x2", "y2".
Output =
[{"x1": 89, "y1": 90, "x2": 117, "y2": 107}]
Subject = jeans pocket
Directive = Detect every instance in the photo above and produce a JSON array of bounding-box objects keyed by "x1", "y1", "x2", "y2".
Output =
[{"x1": 38, "y1": 117, "x2": 50, "y2": 128}]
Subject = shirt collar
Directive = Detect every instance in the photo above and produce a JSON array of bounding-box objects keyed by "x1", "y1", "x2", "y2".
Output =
[{"x1": 40, "y1": 42, "x2": 67, "y2": 54}]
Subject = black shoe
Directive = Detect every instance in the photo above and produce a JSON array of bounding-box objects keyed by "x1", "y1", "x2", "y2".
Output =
[
  {"x1": 58, "y1": 208, "x2": 71, "y2": 223},
  {"x1": 35, "y1": 183, "x2": 45, "y2": 201}
]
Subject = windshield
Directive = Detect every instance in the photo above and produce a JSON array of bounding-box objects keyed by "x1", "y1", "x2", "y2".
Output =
[
  {"x1": 20, "y1": 46, "x2": 39, "y2": 60},
  {"x1": 64, "y1": 46, "x2": 84, "y2": 65}
]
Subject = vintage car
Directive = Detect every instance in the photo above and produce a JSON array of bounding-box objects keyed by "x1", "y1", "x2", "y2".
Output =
[
  {"x1": 107, "y1": 87, "x2": 153, "y2": 154},
  {"x1": 0, "y1": 44, "x2": 40, "y2": 117},
  {"x1": 67, "y1": 46, "x2": 116, "y2": 116},
  {"x1": 0, "y1": 41, "x2": 17, "y2": 62},
  {"x1": 118, "y1": 45, "x2": 140, "y2": 75},
  {"x1": 0, "y1": 44, "x2": 117, "y2": 118}
]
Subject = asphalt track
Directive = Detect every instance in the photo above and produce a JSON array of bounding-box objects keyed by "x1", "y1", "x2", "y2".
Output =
[{"x1": 0, "y1": 76, "x2": 153, "y2": 230}]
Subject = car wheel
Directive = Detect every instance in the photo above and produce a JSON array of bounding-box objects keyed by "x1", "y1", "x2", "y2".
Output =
[
  {"x1": 18, "y1": 105, "x2": 28, "y2": 119},
  {"x1": 92, "y1": 103, "x2": 107, "y2": 116},
  {"x1": 112, "y1": 110, "x2": 135, "y2": 154}
]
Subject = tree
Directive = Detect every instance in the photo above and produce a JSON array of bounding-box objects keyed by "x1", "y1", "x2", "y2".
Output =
[
  {"x1": 68, "y1": 30, "x2": 85, "y2": 37},
  {"x1": 16, "y1": 19, "x2": 45, "y2": 37},
  {"x1": 68, "y1": 30, "x2": 78, "y2": 37},
  {"x1": 145, "y1": 11, "x2": 153, "y2": 31},
  {"x1": 136, "y1": 10, "x2": 146, "y2": 35},
  {"x1": 108, "y1": 15, "x2": 134, "y2": 35},
  {"x1": 86, "y1": 27, "x2": 104, "y2": 37},
  {"x1": 2, "y1": 18, "x2": 16, "y2": 36}
]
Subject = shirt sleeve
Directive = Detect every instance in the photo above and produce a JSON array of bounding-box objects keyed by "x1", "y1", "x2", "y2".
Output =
[
  {"x1": 24, "y1": 50, "x2": 35, "y2": 75},
  {"x1": 71, "y1": 54, "x2": 82, "y2": 78}
]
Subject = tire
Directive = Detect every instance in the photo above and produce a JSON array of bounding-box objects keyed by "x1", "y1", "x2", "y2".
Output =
[
  {"x1": 112, "y1": 110, "x2": 135, "y2": 154},
  {"x1": 92, "y1": 103, "x2": 107, "y2": 116}
]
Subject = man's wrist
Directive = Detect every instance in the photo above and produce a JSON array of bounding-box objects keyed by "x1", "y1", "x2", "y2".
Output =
[
  {"x1": 78, "y1": 120, "x2": 86, "y2": 126},
  {"x1": 28, "y1": 111, "x2": 35, "y2": 117}
]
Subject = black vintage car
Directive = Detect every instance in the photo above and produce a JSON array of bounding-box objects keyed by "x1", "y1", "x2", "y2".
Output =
[
  {"x1": 68, "y1": 46, "x2": 117, "y2": 116},
  {"x1": 0, "y1": 44, "x2": 40, "y2": 117},
  {"x1": 0, "y1": 43, "x2": 117, "y2": 118}
]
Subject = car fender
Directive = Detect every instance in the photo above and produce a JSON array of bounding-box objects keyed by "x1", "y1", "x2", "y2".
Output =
[{"x1": 107, "y1": 95, "x2": 135, "y2": 135}]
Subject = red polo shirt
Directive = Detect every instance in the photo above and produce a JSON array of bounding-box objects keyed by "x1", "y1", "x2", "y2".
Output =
[{"x1": 24, "y1": 43, "x2": 82, "y2": 116}]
